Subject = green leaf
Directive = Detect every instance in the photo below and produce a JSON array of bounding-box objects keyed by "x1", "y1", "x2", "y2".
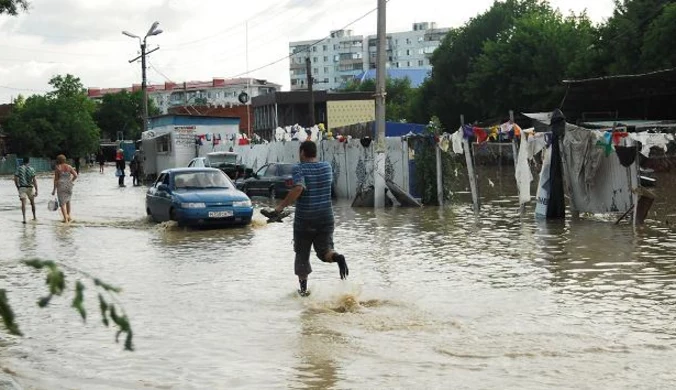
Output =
[
  {"x1": 93, "y1": 279, "x2": 122, "y2": 293},
  {"x1": 98, "y1": 294, "x2": 109, "y2": 327},
  {"x1": 71, "y1": 281, "x2": 86, "y2": 322},
  {"x1": 38, "y1": 295, "x2": 52, "y2": 308},
  {"x1": 0, "y1": 289, "x2": 22, "y2": 336}
]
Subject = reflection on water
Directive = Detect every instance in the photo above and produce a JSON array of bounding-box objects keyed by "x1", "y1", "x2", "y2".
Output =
[{"x1": 0, "y1": 167, "x2": 676, "y2": 389}]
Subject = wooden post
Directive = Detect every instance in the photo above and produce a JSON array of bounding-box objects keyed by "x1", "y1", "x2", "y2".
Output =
[
  {"x1": 461, "y1": 115, "x2": 480, "y2": 215},
  {"x1": 436, "y1": 127, "x2": 444, "y2": 206}
]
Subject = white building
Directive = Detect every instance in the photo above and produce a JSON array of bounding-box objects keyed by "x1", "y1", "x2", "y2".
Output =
[
  {"x1": 289, "y1": 22, "x2": 449, "y2": 91},
  {"x1": 88, "y1": 78, "x2": 281, "y2": 114}
]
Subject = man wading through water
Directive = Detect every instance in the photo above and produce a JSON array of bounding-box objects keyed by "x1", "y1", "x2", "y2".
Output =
[{"x1": 271, "y1": 140, "x2": 348, "y2": 297}]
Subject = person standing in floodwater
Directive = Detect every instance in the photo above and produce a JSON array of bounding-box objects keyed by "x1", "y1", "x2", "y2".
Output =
[
  {"x1": 115, "y1": 149, "x2": 126, "y2": 187},
  {"x1": 14, "y1": 157, "x2": 38, "y2": 224},
  {"x1": 129, "y1": 154, "x2": 141, "y2": 186},
  {"x1": 97, "y1": 150, "x2": 105, "y2": 173},
  {"x1": 273, "y1": 140, "x2": 348, "y2": 296},
  {"x1": 73, "y1": 156, "x2": 80, "y2": 174},
  {"x1": 52, "y1": 154, "x2": 78, "y2": 223}
]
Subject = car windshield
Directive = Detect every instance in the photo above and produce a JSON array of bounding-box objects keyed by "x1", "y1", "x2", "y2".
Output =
[
  {"x1": 174, "y1": 171, "x2": 232, "y2": 189},
  {"x1": 277, "y1": 164, "x2": 295, "y2": 175},
  {"x1": 208, "y1": 154, "x2": 237, "y2": 165}
]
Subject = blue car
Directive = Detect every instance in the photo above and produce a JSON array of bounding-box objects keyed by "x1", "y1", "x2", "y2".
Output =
[{"x1": 146, "y1": 168, "x2": 253, "y2": 227}]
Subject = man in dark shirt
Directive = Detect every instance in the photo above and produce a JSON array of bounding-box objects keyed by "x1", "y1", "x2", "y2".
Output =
[
  {"x1": 14, "y1": 157, "x2": 38, "y2": 224},
  {"x1": 274, "y1": 140, "x2": 348, "y2": 296}
]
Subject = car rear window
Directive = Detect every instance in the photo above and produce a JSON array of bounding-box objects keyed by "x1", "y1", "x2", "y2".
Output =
[{"x1": 277, "y1": 164, "x2": 295, "y2": 175}]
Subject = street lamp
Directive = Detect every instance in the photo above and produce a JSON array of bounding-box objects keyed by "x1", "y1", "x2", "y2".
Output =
[{"x1": 123, "y1": 22, "x2": 163, "y2": 137}]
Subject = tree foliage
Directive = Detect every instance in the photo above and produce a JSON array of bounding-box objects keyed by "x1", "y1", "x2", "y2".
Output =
[
  {"x1": 94, "y1": 90, "x2": 159, "y2": 141},
  {"x1": 414, "y1": 0, "x2": 676, "y2": 131},
  {"x1": 1, "y1": 259, "x2": 134, "y2": 351},
  {"x1": 4, "y1": 74, "x2": 100, "y2": 158},
  {"x1": 0, "y1": 0, "x2": 28, "y2": 15}
]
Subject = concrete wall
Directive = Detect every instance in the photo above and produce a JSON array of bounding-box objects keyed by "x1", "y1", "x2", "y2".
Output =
[{"x1": 221, "y1": 138, "x2": 410, "y2": 199}]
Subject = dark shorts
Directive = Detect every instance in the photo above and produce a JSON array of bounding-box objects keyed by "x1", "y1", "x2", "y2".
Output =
[{"x1": 294, "y1": 219, "x2": 335, "y2": 277}]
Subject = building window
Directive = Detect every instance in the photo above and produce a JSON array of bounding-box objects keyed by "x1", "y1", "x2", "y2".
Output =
[
  {"x1": 418, "y1": 60, "x2": 424, "y2": 66},
  {"x1": 313, "y1": 57, "x2": 318, "y2": 63},
  {"x1": 156, "y1": 134, "x2": 171, "y2": 153},
  {"x1": 407, "y1": 61, "x2": 411, "y2": 67},
  {"x1": 323, "y1": 78, "x2": 329, "y2": 83},
  {"x1": 323, "y1": 56, "x2": 328, "y2": 62},
  {"x1": 324, "y1": 67, "x2": 329, "y2": 74},
  {"x1": 406, "y1": 38, "x2": 411, "y2": 45},
  {"x1": 312, "y1": 46, "x2": 317, "y2": 52},
  {"x1": 418, "y1": 48, "x2": 424, "y2": 55},
  {"x1": 323, "y1": 45, "x2": 328, "y2": 51},
  {"x1": 313, "y1": 68, "x2": 319, "y2": 75},
  {"x1": 406, "y1": 49, "x2": 411, "y2": 56}
]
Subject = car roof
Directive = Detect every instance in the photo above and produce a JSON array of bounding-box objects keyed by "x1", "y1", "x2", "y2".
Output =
[
  {"x1": 161, "y1": 167, "x2": 222, "y2": 174},
  {"x1": 207, "y1": 152, "x2": 237, "y2": 156}
]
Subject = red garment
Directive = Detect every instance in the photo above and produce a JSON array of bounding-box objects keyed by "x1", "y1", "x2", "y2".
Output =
[
  {"x1": 612, "y1": 132, "x2": 629, "y2": 146},
  {"x1": 473, "y1": 127, "x2": 488, "y2": 144}
]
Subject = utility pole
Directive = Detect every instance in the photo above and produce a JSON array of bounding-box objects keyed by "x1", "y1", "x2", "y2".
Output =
[
  {"x1": 124, "y1": 22, "x2": 162, "y2": 136},
  {"x1": 306, "y1": 56, "x2": 315, "y2": 127},
  {"x1": 374, "y1": 0, "x2": 387, "y2": 208}
]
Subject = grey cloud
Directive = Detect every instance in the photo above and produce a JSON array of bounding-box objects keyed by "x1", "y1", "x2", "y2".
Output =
[{"x1": 14, "y1": 0, "x2": 195, "y2": 44}]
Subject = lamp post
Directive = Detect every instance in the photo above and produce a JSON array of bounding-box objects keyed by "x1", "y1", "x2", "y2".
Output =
[{"x1": 123, "y1": 22, "x2": 163, "y2": 135}]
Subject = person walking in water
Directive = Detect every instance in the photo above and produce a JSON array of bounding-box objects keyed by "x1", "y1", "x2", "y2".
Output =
[
  {"x1": 14, "y1": 157, "x2": 38, "y2": 224},
  {"x1": 97, "y1": 150, "x2": 105, "y2": 173},
  {"x1": 129, "y1": 154, "x2": 141, "y2": 186},
  {"x1": 272, "y1": 140, "x2": 348, "y2": 296},
  {"x1": 115, "y1": 149, "x2": 126, "y2": 187},
  {"x1": 52, "y1": 154, "x2": 78, "y2": 223},
  {"x1": 73, "y1": 156, "x2": 81, "y2": 174}
]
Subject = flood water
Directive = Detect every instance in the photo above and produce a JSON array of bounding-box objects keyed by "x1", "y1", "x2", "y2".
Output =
[{"x1": 1, "y1": 165, "x2": 676, "y2": 389}]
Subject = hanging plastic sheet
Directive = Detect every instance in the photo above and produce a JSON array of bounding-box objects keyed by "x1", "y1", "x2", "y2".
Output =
[{"x1": 628, "y1": 132, "x2": 675, "y2": 157}]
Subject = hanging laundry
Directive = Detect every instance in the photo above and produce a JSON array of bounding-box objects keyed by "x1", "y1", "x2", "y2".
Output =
[
  {"x1": 628, "y1": 132, "x2": 675, "y2": 157},
  {"x1": 612, "y1": 132, "x2": 628, "y2": 146},
  {"x1": 462, "y1": 125, "x2": 474, "y2": 139},
  {"x1": 439, "y1": 137, "x2": 450, "y2": 152},
  {"x1": 205, "y1": 133, "x2": 212, "y2": 142},
  {"x1": 596, "y1": 131, "x2": 614, "y2": 156},
  {"x1": 452, "y1": 129, "x2": 464, "y2": 154},
  {"x1": 615, "y1": 146, "x2": 637, "y2": 167},
  {"x1": 473, "y1": 127, "x2": 488, "y2": 144},
  {"x1": 515, "y1": 128, "x2": 534, "y2": 205}
]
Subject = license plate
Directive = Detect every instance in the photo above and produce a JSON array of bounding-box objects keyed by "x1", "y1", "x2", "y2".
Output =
[{"x1": 208, "y1": 211, "x2": 233, "y2": 218}]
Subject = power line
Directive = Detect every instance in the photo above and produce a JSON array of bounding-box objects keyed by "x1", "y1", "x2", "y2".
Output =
[
  {"x1": 0, "y1": 84, "x2": 50, "y2": 93},
  {"x1": 163, "y1": 1, "x2": 299, "y2": 50},
  {"x1": 224, "y1": 1, "x2": 388, "y2": 79}
]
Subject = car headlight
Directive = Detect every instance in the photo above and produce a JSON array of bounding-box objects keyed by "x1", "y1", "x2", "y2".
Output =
[
  {"x1": 180, "y1": 202, "x2": 206, "y2": 208},
  {"x1": 233, "y1": 200, "x2": 252, "y2": 207}
]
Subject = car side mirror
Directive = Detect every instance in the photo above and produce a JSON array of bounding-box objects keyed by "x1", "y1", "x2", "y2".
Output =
[{"x1": 158, "y1": 184, "x2": 170, "y2": 192}]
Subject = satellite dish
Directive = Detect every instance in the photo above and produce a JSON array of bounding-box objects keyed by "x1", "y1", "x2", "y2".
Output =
[{"x1": 238, "y1": 91, "x2": 249, "y2": 104}]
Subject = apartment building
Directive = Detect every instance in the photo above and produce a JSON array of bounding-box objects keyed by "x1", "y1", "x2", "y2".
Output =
[
  {"x1": 88, "y1": 78, "x2": 281, "y2": 114},
  {"x1": 289, "y1": 22, "x2": 449, "y2": 91}
]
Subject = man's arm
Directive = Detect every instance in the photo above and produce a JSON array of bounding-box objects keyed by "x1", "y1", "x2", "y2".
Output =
[
  {"x1": 32, "y1": 175, "x2": 38, "y2": 196},
  {"x1": 275, "y1": 185, "x2": 303, "y2": 213}
]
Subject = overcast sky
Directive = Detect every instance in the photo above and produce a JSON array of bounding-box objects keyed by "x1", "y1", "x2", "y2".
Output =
[{"x1": 0, "y1": 0, "x2": 616, "y2": 103}]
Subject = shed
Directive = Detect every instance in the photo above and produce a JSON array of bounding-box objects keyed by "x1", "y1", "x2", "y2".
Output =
[{"x1": 140, "y1": 115, "x2": 240, "y2": 178}]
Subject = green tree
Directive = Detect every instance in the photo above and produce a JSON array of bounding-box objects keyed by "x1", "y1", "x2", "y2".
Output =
[
  {"x1": 0, "y1": 0, "x2": 28, "y2": 15},
  {"x1": 94, "y1": 90, "x2": 159, "y2": 141},
  {"x1": 639, "y1": 2, "x2": 676, "y2": 70},
  {"x1": 342, "y1": 77, "x2": 416, "y2": 122},
  {"x1": 463, "y1": 10, "x2": 599, "y2": 118},
  {"x1": 4, "y1": 74, "x2": 100, "y2": 158},
  {"x1": 598, "y1": 0, "x2": 673, "y2": 74}
]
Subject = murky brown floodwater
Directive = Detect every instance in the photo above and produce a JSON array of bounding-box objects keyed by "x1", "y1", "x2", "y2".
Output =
[{"x1": 1, "y1": 164, "x2": 675, "y2": 390}]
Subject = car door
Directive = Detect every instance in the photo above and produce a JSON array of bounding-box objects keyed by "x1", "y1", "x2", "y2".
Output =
[
  {"x1": 147, "y1": 173, "x2": 165, "y2": 217},
  {"x1": 155, "y1": 173, "x2": 173, "y2": 221},
  {"x1": 247, "y1": 164, "x2": 268, "y2": 196},
  {"x1": 256, "y1": 164, "x2": 278, "y2": 196}
]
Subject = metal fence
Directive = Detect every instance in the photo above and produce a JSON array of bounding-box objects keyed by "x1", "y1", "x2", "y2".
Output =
[{"x1": 0, "y1": 155, "x2": 53, "y2": 175}]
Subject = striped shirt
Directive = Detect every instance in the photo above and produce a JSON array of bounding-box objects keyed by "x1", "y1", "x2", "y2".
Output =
[
  {"x1": 293, "y1": 161, "x2": 334, "y2": 225},
  {"x1": 14, "y1": 165, "x2": 36, "y2": 187}
]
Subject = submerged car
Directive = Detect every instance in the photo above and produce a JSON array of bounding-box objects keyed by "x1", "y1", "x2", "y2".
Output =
[
  {"x1": 237, "y1": 163, "x2": 296, "y2": 199},
  {"x1": 146, "y1": 168, "x2": 253, "y2": 227},
  {"x1": 188, "y1": 152, "x2": 247, "y2": 180}
]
